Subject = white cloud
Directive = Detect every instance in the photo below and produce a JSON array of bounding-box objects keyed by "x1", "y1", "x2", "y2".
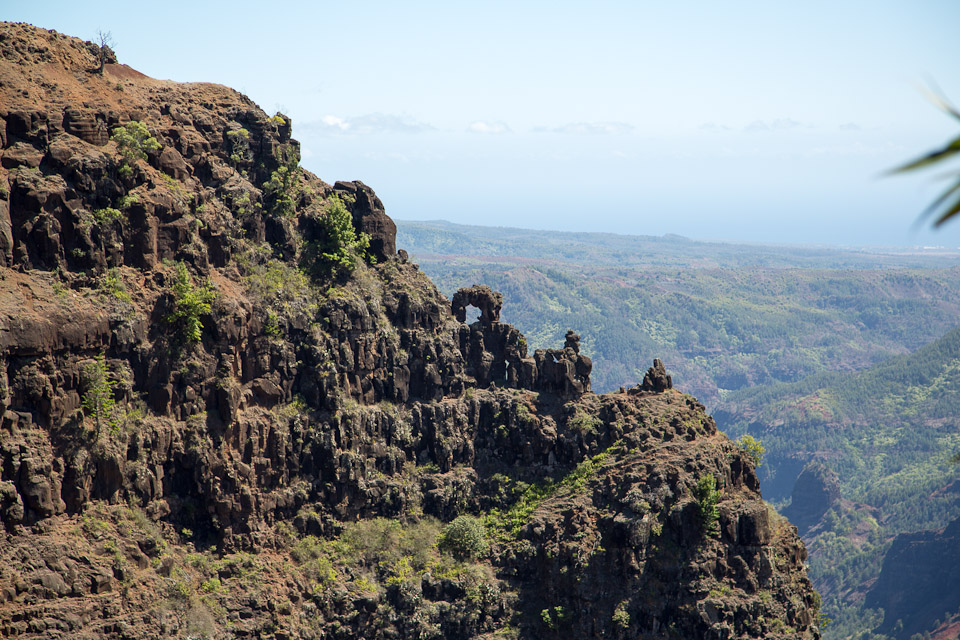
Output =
[
  {"x1": 467, "y1": 120, "x2": 511, "y2": 134},
  {"x1": 839, "y1": 122, "x2": 861, "y2": 131},
  {"x1": 303, "y1": 113, "x2": 434, "y2": 135},
  {"x1": 699, "y1": 121, "x2": 733, "y2": 132},
  {"x1": 533, "y1": 121, "x2": 634, "y2": 135},
  {"x1": 744, "y1": 118, "x2": 806, "y2": 132}
]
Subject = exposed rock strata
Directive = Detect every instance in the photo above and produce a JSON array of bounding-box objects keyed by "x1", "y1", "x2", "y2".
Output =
[{"x1": 0, "y1": 22, "x2": 821, "y2": 640}]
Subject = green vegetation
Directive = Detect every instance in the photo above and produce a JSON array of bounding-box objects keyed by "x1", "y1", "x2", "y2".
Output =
[
  {"x1": 736, "y1": 434, "x2": 765, "y2": 466},
  {"x1": 540, "y1": 606, "x2": 568, "y2": 630},
  {"x1": 242, "y1": 255, "x2": 318, "y2": 335},
  {"x1": 693, "y1": 475, "x2": 721, "y2": 537},
  {"x1": 437, "y1": 515, "x2": 488, "y2": 560},
  {"x1": 226, "y1": 127, "x2": 250, "y2": 166},
  {"x1": 721, "y1": 326, "x2": 960, "y2": 638},
  {"x1": 92, "y1": 207, "x2": 123, "y2": 225},
  {"x1": 303, "y1": 195, "x2": 371, "y2": 279},
  {"x1": 98, "y1": 268, "x2": 131, "y2": 303},
  {"x1": 567, "y1": 408, "x2": 601, "y2": 434},
  {"x1": 166, "y1": 262, "x2": 215, "y2": 343},
  {"x1": 111, "y1": 121, "x2": 161, "y2": 178},
  {"x1": 263, "y1": 156, "x2": 299, "y2": 217},
  {"x1": 117, "y1": 193, "x2": 140, "y2": 209},
  {"x1": 486, "y1": 448, "x2": 611, "y2": 541},
  {"x1": 612, "y1": 600, "x2": 631, "y2": 629},
  {"x1": 81, "y1": 353, "x2": 117, "y2": 433}
]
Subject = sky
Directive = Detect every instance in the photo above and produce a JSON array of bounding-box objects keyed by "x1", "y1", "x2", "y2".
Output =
[{"x1": 5, "y1": 1, "x2": 960, "y2": 246}]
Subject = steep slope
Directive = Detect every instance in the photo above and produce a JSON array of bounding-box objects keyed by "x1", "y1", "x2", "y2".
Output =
[
  {"x1": 716, "y1": 326, "x2": 960, "y2": 638},
  {"x1": 864, "y1": 516, "x2": 960, "y2": 639},
  {"x1": 0, "y1": 23, "x2": 821, "y2": 639}
]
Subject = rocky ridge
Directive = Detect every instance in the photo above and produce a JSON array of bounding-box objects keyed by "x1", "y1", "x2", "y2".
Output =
[{"x1": 0, "y1": 22, "x2": 821, "y2": 639}]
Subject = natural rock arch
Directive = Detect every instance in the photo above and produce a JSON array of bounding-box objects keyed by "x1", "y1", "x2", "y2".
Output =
[{"x1": 451, "y1": 285, "x2": 502, "y2": 324}]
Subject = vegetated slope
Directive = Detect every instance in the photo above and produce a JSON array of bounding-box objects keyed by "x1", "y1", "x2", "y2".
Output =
[
  {"x1": 0, "y1": 23, "x2": 820, "y2": 639},
  {"x1": 715, "y1": 327, "x2": 960, "y2": 640},
  {"x1": 398, "y1": 221, "x2": 960, "y2": 405}
]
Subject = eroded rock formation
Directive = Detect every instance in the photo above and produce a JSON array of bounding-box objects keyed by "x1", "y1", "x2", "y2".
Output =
[{"x1": 638, "y1": 358, "x2": 673, "y2": 393}]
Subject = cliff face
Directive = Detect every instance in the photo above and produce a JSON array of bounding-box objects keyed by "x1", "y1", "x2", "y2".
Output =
[
  {"x1": 0, "y1": 22, "x2": 821, "y2": 639},
  {"x1": 865, "y1": 516, "x2": 960, "y2": 639}
]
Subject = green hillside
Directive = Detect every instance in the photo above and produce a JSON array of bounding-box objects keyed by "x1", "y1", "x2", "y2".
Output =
[{"x1": 718, "y1": 327, "x2": 960, "y2": 639}]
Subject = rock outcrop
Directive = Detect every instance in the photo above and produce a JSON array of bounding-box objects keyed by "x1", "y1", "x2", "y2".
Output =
[
  {"x1": 0, "y1": 22, "x2": 821, "y2": 640},
  {"x1": 638, "y1": 357, "x2": 673, "y2": 392},
  {"x1": 782, "y1": 461, "x2": 840, "y2": 535},
  {"x1": 864, "y1": 516, "x2": 960, "y2": 640}
]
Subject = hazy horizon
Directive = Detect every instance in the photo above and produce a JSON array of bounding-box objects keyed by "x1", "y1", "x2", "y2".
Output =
[
  {"x1": 394, "y1": 216, "x2": 960, "y2": 252},
  {"x1": 6, "y1": 1, "x2": 960, "y2": 246}
]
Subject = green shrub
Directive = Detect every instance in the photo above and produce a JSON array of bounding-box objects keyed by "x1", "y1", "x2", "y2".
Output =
[
  {"x1": 612, "y1": 600, "x2": 630, "y2": 629},
  {"x1": 111, "y1": 121, "x2": 160, "y2": 177},
  {"x1": 227, "y1": 127, "x2": 250, "y2": 166},
  {"x1": 99, "y1": 268, "x2": 131, "y2": 303},
  {"x1": 693, "y1": 474, "x2": 721, "y2": 537},
  {"x1": 166, "y1": 262, "x2": 215, "y2": 343},
  {"x1": 92, "y1": 207, "x2": 124, "y2": 225},
  {"x1": 263, "y1": 156, "x2": 300, "y2": 217},
  {"x1": 117, "y1": 193, "x2": 140, "y2": 209},
  {"x1": 437, "y1": 515, "x2": 488, "y2": 560},
  {"x1": 567, "y1": 408, "x2": 600, "y2": 434},
  {"x1": 303, "y1": 195, "x2": 371, "y2": 279},
  {"x1": 541, "y1": 606, "x2": 568, "y2": 630},
  {"x1": 736, "y1": 434, "x2": 766, "y2": 467},
  {"x1": 200, "y1": 577, "x2": 221, "y2": 593},
  {"x1": 291, "y1": 536, "x2": 337, "y2": 590},
  {"x1": 82, "y1": 353, "x2": 118, "y2": 434}
]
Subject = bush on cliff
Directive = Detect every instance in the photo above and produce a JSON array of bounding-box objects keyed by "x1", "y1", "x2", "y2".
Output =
[
  {"x1": 438, "y1": 515, "x2": 488, "y2": 560},
  {"x1": 166, "y1": 262, "x2": 216, "y2": 343},
  {"x1": 111, "y1": 121, "x2": 160, "y2": 178},
  {"x1": 82, "y1": 354, "x2": 118, "y2": 434},
  {"x1": 694, "y1": 474, "x2": 721, "y2": 537},
  {"x1": 263, "y1": 156, "x2": 300, "y2": 218},
  {"x1": 736, "y1": 434, "x2": 766, "y2": 467},
  {"x1": 302, "y1": 195, "x2": 371, "y2": 279}
]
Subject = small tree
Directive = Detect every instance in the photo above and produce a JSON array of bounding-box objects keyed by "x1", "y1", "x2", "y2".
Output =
[
  {"x1": 693, "y1": 474, "x2": 722, "y2": 537},
  {"x1": 437, "y1": 515, "x2": 488, "y2": 560},
  {"x1": 82, "y1": 354, "x2": 117, "y2": 433},
  {"x1": 303, "y1": 195, "x2": 371, "y2": 279},
  {"x1": 263, "y1": 155, "x2": 301, "y2": 217},
  {"x1": 166, "y1": 262, "x2": 216, "y2": 343},
  {"x1": 736, "y1": 434, "x2": 766, "y2": 467},
  {"x1": 95, "y1": 30, "x2": 115, "y2": 76},
  {"x1": 111, "y1": 121, "x2": 161, "y2": 178}
]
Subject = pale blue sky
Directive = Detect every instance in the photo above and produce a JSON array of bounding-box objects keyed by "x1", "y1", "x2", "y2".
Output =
[{"x1": 5, "y1": 1, "x2": 960, "y2": 245}]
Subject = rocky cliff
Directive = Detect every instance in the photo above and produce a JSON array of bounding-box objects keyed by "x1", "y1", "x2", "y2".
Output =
[
  {"x1": 0, "y1": 22, "x2": 821, "y2": 639},
  {"x1": 864, "y1": 515, "x2": 960, "y2": 639}
]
